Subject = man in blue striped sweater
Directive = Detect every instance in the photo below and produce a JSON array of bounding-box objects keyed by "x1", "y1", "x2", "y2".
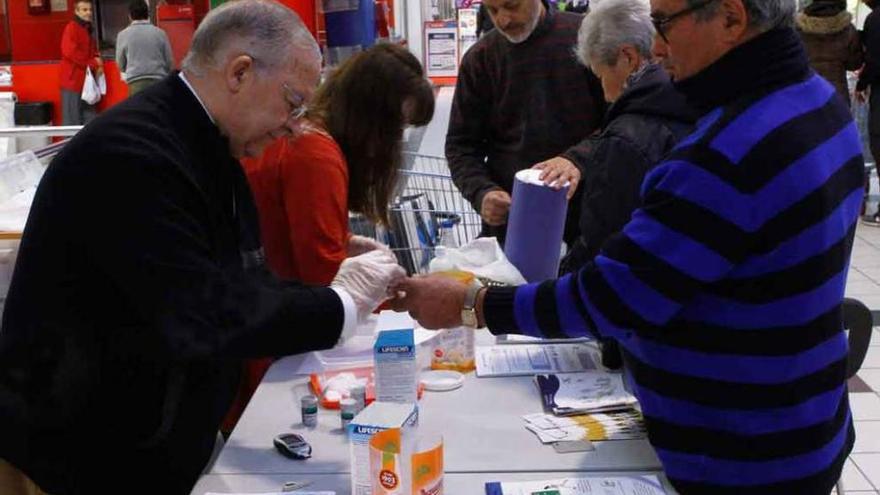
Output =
[{"x1": 395, "y1": 0, "x2": 863, "y2": 492}]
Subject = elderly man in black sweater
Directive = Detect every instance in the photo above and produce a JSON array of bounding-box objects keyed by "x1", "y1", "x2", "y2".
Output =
[{"x1": 0, "y1": 1, "x2": 403, "y2": 493}]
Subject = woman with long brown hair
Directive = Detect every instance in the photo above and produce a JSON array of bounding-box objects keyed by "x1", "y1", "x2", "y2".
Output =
[
  {"x1": 223, "y1": 43, "x2": 435, "y2": 433},
  {"x1": 246, "y1": 42, "x2": 434, "y2": 284}
]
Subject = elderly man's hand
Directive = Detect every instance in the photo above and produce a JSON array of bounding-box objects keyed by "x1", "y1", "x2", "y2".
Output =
[
  {"x1": 347, "y1": 234, "x2": 391, "y2": 257},
  {"x1": 533, "y1": 157, "x2": 580, "y2": 200},
  {"x1": 480, "y1": 190, "x2": 512, "y2": 226},
  {"x1": 390, "y1": 275, "x2": 467, "y2": 329},
  {"x1": 331, "y1": 250, "x2": 406, "y2": 321}
]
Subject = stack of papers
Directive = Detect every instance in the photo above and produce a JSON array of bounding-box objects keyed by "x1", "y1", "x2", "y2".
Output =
[
  {"x1": 523, "y1": 410, "x2": 646, "y2": 443},
  {"x1": 475, "y1": 343, "x2": 599, "y2": 377},
  {"x1": 485, "y1": 475, "x2": 666, "y2": 495},
  {"x1": 535, "y1": 372, "x2": 637, "y2": 416}
]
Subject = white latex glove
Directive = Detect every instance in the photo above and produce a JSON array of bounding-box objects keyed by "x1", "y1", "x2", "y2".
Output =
[
  {"x1": 347, "y1": 234, "x2": 391, "y2": 257},
  {"x1": 331, "y1": 250, "x2": 406, "y2": 320}
]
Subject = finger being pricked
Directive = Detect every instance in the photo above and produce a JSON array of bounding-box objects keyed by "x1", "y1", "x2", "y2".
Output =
[
  {"x1": 388, "y1": 276, "x2": 427, "y2": 309},
  {"x1": 387, "y1": 290, "x2": 409, "y2": 313},
  {"x1": 388, "y1": 279, "x2": 432, "y2": 325}
]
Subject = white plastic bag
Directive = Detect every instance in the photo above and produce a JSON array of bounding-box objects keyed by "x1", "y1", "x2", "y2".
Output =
[
  {"x1": 81, "y1": 68, "x2": 101, "y2": 105},
  {"x1": 429, "y1": 237, "x2": 526, "y2": 286},
  {"x1": 97, "y1": 70, "x2": 107, "y2": 96}
]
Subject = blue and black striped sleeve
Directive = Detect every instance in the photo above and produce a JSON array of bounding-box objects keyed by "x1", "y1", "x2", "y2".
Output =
[{"x1": 483, "y1": 152, "x2": 752, "y2": 340}]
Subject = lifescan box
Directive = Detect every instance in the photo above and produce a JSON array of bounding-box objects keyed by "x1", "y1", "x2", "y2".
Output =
[
  {"x1": 374, "y1": 328, "x2": 417, "y2": 404},
  {"x1": 349, "y1": 401, "x2": 418, "y2": 495}
]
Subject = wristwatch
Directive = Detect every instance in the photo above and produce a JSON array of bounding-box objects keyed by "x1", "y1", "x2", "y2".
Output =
[{"x1": 462, "y1": 282, "x2": 483, "y2": 328}]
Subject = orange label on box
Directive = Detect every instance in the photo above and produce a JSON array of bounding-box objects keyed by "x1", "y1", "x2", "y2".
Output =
[
  {"x1": 370, "y1": 429, "x2": 404, "y2": 494},
  {"x1": 370, "y1": 429, "x2": 444, "y2": 495},
  {"x1": 411, "y1": 440, "x2": 443, "y2": 495}
]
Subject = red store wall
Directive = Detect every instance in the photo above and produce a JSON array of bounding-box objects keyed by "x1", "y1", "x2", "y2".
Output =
[{"x1": 5, "y1": 0, "x2": 317, "y2": 125}]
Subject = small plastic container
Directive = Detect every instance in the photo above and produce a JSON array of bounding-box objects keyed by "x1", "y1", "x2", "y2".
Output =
[
  {"x1": 350, "y1": 384, "x2": 366, "y2": 413},
  {"x1": 340, "y1": 398, "x2": 357, "y2": 430},
  {"x1": 430, "y1": 271, "x2": 477, "y2": 372},
  {"x1": 309, "y1": 366, "x2": 426, "y2": 410},
  {"x1": 420, "y1": 369, "x2": 465, "y2": 391},
  {"x1": 301, "y1": 394, "x2": 318, "y2": 428},
  {"x1": 430, "y1": 327, "x2": 476, "y2": 372}
]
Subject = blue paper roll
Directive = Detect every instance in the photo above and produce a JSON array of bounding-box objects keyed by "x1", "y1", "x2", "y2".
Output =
[{"x1": 504, "y1": 169, "x2": 569, "y2": 283}]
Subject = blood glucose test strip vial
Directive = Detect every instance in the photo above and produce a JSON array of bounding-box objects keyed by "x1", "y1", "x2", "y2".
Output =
[{"x1": 301, "y1": 394, "x2": 318, "y2": 427}]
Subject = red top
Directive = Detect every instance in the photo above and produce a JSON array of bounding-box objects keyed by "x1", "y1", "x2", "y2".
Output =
[
  {"x1": 243, "y1": 129, "x2": 350, "y2": 285},
  {"x1": 59, "y1": 20, "x2": 100, "y2": 92},
  {"x1": 223, "y1": 130, "x2": 350, "y2": 433}
]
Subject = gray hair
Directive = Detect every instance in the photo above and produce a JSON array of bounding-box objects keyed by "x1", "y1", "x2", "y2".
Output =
[
  {"x1": 182, "y1": 0, "x2": 319, "y2": 76},
  {"x1": 690, "y1": 0, "x2": 796, "y2": 31},
  {"x1": 575, "y1": 0, "x2": 654, "y2": 68}
]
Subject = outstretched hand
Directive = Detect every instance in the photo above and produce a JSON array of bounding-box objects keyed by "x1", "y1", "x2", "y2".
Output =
[{"x1": 390, "y1": 275, "x2": 468, "y2": 329}]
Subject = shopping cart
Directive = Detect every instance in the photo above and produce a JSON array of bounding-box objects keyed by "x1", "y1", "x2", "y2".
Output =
[{"x1": 350, "y1": 153, "x2": 483, "y2": 275}]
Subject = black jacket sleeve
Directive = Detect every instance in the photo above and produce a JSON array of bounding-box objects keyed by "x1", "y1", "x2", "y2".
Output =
[
  {"x1": 845, "y1": 25, "x2": 865, "y2": 72},
  {"x1": 76, "y1": 149, "x2": 344, "y2": 362},
  {"x1": 559, "y1": 133, "x2": 652, "y2": 274},
  {"x1": 579, "y1": 134, "x2": 652, "y2": 260},
  {"x1": 445, "y1": 51, "x2": 502, "y2": 212},
  {"x1": 858, "y1": 11, "x2": 880, "y2": 91}
]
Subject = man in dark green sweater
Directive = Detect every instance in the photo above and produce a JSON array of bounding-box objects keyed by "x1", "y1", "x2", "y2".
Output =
[{"x1": 445, "y1": 0, "x2": 606, "y2": 246}]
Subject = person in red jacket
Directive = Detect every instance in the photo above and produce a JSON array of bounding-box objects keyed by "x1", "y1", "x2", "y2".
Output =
[
  {"x1": 60, "y1": 0, "x2": 103, "y2": 125},
  {"x1": 222, "y1": 44, "x2": 435, "y2": 434}
]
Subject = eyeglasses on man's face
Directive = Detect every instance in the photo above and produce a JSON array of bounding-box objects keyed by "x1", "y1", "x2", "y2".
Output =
[
  {"x1": 651, "y1": 0, "x2": 719, "y2": 43},
  {"x1": 245, "y1": 54, "x2": 309, "y2": 124},
  {"x1": 282, "y1": 82, "x2": 308, "y2": 122}
]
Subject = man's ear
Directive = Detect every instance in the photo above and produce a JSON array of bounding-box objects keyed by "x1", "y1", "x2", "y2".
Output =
[
  {"x1": 225, "y1": 54, "x2": 255, "y2": 94},
  {"x1": 717, "y1": 0, "x2": 749, "y2": 44}
]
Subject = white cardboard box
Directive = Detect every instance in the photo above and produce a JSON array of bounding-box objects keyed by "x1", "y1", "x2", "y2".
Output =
[{"x1": 349, "y1": 401, "x2": 418, "y2": 495}]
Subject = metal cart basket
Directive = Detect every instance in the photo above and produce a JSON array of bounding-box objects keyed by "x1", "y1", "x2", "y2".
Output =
[{"x1": 350, "y1": 153, "x2": 482, "y2": 275}]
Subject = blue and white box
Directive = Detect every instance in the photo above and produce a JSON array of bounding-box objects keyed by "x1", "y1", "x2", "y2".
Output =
[{"x1": 374, "y1": 328, "x2": 417, "y2": 405}]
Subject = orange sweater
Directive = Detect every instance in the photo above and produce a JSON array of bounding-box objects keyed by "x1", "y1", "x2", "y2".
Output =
[
  {"x1": 223, "y1": 130, "x2": 349, "y2": 433},
  {"x1": 245, "y1": 130, "x2": 350, "y2": 284}
]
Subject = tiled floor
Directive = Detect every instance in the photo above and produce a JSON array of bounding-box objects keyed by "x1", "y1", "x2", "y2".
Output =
[{"x1": 846, "y1": 222, "x2": 880, "y2": 493}]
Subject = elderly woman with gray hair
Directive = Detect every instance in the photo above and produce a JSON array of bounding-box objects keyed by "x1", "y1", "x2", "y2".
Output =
[
  {"x1": 561, "y1": 0, "x2": 696, "y2": 271},
  {"x1": 558, "y1": 0, "x2": 696, "y2": 368}
]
